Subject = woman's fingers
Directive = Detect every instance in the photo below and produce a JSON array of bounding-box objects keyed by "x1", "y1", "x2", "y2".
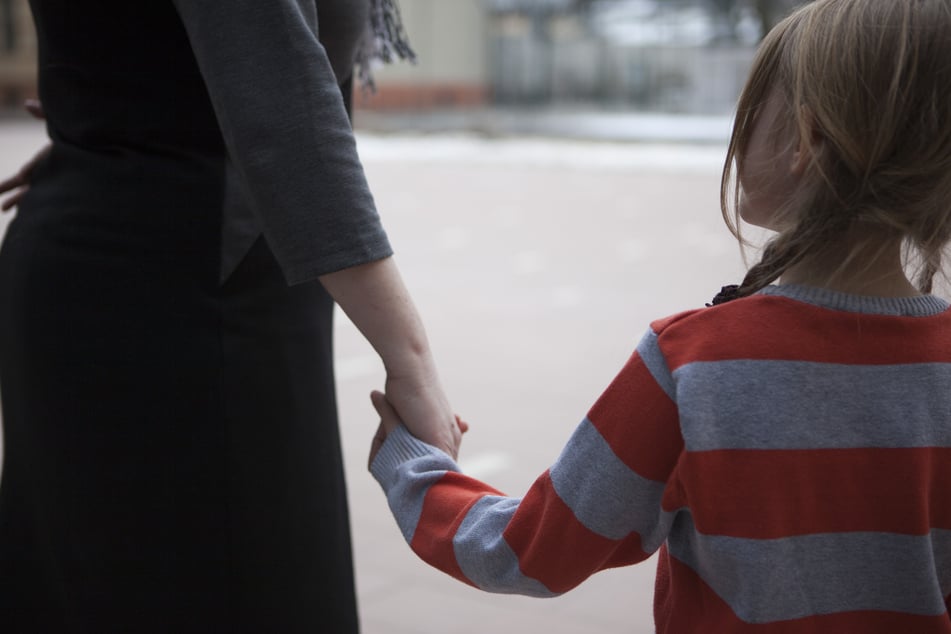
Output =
[
  {"x1": 1, "y1": 186, "x2": 29, "y2": 212},
  {"x1": 0, "y1": 166, "x2": 30, "y2": 211},
  {"x1": 24, "y1": 99, "x2": 45, "y2": 120},
  {"x1": 0, "y1": 144, "x2": 52, "y2": 212},
  {"x1": 0, "y1": 172, "x2": 26, "y2": 197}
]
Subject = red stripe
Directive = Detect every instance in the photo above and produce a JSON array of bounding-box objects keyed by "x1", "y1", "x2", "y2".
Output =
[
  {"x1": 411, "y1": 472, "x2": 505, "y2": 587},
  {"x1": 670, "y1": 447, "x2": 951, "y2": 537},
  {"x1": 587, "y1": 352, "x2": 683, "y2": 483},
  {"x1": 502, "y1": 471, "x2": 649, "y2": 593},
  {"x1": 650, "y1": 308, "x2": 703, "y2": 333},
  {"x1": 658, "y1": 552, "x2": 951, "y2": 633},
  {"x1": 651, "y1": 295, "x2": 951, "y2": 370}
]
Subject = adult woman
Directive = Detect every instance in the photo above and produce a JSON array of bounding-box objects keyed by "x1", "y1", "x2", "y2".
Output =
[{"x1": 0, "y1": 1, "x2": 458, "y2": 632}]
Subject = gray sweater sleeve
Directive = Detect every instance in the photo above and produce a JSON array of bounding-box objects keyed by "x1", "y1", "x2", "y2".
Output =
[{"x1": 171, "y1": 0, "x2": 392, "y2": 284}]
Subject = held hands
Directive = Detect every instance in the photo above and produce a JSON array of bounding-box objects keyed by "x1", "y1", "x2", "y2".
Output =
[
  {"x1": 368, "y1": 389, "x2": 469, "y2": 468},
  {"x1": 0, "y1": 100, "x2": 50, "y2": 212}
]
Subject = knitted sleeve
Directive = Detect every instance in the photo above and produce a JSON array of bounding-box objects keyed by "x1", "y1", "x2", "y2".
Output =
[{"x1": 370, "y1": 331, "x2": 684, "y2": 596}]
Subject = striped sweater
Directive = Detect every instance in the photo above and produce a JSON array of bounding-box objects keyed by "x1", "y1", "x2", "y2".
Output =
[{"x1": 371, "y1": 284, "x2": 951, "y2": 632}]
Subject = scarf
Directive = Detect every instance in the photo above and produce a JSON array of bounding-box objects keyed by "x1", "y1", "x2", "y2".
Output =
[{"x1": 355, "y1": 0, "x2": 417, "y2": 90}]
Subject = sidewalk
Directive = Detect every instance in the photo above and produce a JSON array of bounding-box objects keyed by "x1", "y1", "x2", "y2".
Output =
[{"x1": 354, "y1": 105, "x2": 734, "y2": 145}]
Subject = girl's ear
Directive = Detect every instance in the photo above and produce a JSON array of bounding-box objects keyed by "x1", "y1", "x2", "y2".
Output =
[
  {"x1": 790, "y1": 141, "x2": 811, "y2": 176},
  {"x1": 791, "y1": 107, "x2": 821, "y2": 177}
]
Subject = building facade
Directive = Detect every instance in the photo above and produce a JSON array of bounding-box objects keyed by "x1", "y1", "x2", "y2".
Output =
[
  {"x1": 0, "y1": 0, "x2": 36, "y2": 106},
  {"x1": 356, "y1": 0, "x2": 491, "y2": 109},
  {"x1": 0, "y1": 0, "x2": 771, "y2": 114},
  {"x1": 0, "y1": 0, "x2": 489, "y2": 112}
]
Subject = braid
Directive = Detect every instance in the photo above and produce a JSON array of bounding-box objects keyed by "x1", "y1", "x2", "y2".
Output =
[
  {"x1": 708, "y1": 206, "x2": 852, "y2": 307},
  {"x1": 708, "y1": 232, "x2": 809, "y2": 305},
  {"x1": 707, "y1": 240, "x2": 803, "y2": 306},
  {"x1": 738, "y1": 241, "x2": 802, "y2": 296},
  {"x1": 916, "y1": 252, "x2": 940, "y2": 294},
  {"x1": 912, "y1": 213, "x2": 951, "y2": 294}
]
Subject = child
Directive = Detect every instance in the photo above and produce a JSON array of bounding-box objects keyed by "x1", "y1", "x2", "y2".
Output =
[{"x1": 368, "y1": 0, "x2": 951, "y2": 631}]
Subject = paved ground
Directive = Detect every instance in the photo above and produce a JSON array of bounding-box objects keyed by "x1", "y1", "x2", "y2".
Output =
[
  {"x1": 0, "y1": 115, "x2": 750, "y2": 633},
  {"x1": 353, "y1": 106, "x2": 733, "y2": 144}
]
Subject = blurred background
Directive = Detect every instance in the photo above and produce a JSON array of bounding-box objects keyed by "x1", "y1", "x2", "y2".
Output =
[
  {"x1": 2, "y1": 0, "x2": 802, "y2": 115},
  {"x1": 0, "y1": 2, "x2": 800, "y2": 633},
  {"x1": 356, "y1": 0, "x2": 794, "y2": 113}
]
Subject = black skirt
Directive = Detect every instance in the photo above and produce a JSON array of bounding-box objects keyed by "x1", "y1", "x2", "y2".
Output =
[
  {"x1": 0, "y1": 1, "x2": 379, "y2": 628},
  {"x1": 0, "y1": 131, "x2": 359, "y2": 634}
]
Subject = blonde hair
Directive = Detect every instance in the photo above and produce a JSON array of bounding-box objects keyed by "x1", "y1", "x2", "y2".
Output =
[{"x1": 720, "y1": 0, "x2": 951, "y2": 298}]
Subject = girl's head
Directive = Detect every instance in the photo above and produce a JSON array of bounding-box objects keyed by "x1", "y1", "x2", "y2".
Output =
[{"x1": 721, "y1": 0, "x2": 951, "y2": 297}]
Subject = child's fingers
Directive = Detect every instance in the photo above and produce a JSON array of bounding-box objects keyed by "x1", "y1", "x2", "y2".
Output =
[
  {"x1": 367, "y1": 421, "x2": 387, "y2": 469},
  {"x1": 370, "y1": 389, "x2": 401, "y2": 435},
  {"x1": 455, "y1": 415, "x2": 470, "y2": 434}
]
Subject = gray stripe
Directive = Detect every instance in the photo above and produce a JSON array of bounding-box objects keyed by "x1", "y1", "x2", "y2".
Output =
[
  {"x1": 936, "y1": 528, "x2": 951, "y2": 600},
  {"x1": 674, "y1": 360, "x2": 951, "y2": 450},
  {"x1": 454, "y1": 495, "x2": 557, "y2": 597},
  {"x1": 669, "y1": 513, "x2": 950, "y2": 622},
  {"x1": 549, "y1": 418, "x2": 673, "y2": 553},
  {"x1": 386, "y1": 461, "x2": 450, "y2": 544},
  {"x1": 638, "y1": 329, "x2": 676, "y2": 400}
]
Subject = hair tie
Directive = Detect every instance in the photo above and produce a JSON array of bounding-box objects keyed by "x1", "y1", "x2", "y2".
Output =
[{"x1": 707, "y1": 284, "x2": 740, "y2": 307}]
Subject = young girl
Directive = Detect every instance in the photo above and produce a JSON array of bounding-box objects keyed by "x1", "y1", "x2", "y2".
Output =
[{"x1": 368, "y1": 0, "x2": 951, "y2": 631}]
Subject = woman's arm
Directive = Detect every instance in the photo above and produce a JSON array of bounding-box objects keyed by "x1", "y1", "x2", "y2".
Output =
[
  {"x1": 320, "y1": 258, "x2": 461, "y2": 458},
  {"x1": 171, "y1": 1, "x2": 460, "y2": 454},
  {"x1": 171, "y1": 0, "x2": 389, "y2": 285}
]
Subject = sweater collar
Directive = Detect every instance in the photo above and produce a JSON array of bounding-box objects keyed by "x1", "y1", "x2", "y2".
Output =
[{"x1": 757, "y1": 284, "x2": 950, "y2": 317}]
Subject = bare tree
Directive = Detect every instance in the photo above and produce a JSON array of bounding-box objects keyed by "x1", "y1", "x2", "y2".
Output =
[
  {"x1": 571, "y1": 0, "x2": 808, "y2": 39},
  {"x1": 571, "y1": 0, "x2": 603, "y2": 14}
]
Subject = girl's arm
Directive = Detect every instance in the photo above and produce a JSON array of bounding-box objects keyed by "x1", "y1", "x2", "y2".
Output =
[{"x1": 370, "y1": 333, "x2": 684, "y2": 595}]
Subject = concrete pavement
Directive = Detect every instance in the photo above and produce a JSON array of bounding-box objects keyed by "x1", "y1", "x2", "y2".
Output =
[{"x1": 354, "y1": 106, "x2": 733, "y2": 145}]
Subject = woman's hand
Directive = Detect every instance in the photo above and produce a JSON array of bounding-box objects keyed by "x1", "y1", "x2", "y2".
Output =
[
  {"x1": 381, "y1": 366, "x2": 467, "y2": 460},
  {"x1": 368, "y1": 389, "x2": 468, "y2": 468},
  {"x1": 318, "y1": 256, "x2": 466, "y2": 460},
  {"x1": 0, "y1": 100, "x2": 49, "y2": 212}
]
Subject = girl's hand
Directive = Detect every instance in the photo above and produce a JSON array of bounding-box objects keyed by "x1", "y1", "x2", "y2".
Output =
[
  {"x1": 1, "y1": 100, "x2": 49, "y2": 212},
  {"x1": 368, "y1": 390, "x2": 469, "y2": 468}
]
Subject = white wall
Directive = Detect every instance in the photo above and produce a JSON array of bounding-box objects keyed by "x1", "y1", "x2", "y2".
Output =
[{"x1": 371, "y1": 0, "x2": 489, "y2": 87}]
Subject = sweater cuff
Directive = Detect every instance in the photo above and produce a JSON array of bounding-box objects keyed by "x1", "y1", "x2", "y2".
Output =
[{"x1": 370, "y1": 425, "x2": 457, "y2": 490}]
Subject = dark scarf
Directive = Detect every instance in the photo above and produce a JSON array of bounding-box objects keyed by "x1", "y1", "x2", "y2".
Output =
[{"x1": 356, "y1": 0, "x2": 417, "y2": 90}]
